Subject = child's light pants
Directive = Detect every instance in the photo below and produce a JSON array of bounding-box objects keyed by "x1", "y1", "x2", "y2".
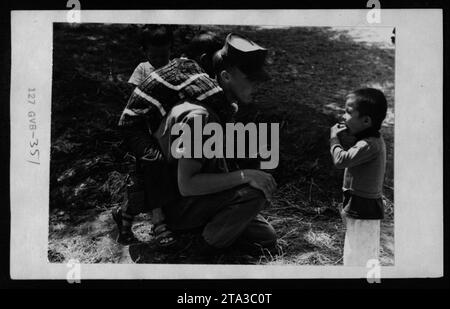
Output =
[{"x1": 343, "y1": 218, "x2": 381, "y2": 266}]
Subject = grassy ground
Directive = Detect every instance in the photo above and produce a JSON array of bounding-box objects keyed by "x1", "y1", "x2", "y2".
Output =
[{"x1": 49, "y1": 24, "x2": 394, "y2": 265}]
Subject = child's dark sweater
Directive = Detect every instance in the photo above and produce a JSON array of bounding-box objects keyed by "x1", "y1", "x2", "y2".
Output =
[{"x1": 330, "y1": 131, "x2": 386, "y2": 199}]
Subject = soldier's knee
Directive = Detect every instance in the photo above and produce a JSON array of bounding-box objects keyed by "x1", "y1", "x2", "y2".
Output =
[{"x1": 235, "y1": 185, "x2": 268, "y2": 208}]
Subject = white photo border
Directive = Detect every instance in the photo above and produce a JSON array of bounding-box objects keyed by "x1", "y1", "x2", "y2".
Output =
[{"x1": 10, "y1": 9, "x2": 443, "y2": 279}]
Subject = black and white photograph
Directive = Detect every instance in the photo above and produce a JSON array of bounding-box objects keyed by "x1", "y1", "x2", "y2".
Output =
[
  {"x1": 8, "y1": 9, "x2": 443, "y2": 280},
  {"x1": 48, "y1": 23, "x2": 395, "y2": 266}
]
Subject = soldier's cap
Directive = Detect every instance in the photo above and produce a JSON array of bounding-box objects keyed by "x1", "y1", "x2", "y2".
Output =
[{"x1": 213, "y1": 33, "x2": 270, "y2": 81}]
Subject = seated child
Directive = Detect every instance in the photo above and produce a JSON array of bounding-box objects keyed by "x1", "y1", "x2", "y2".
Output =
[
  {"x1": 329, "y1": 88, "x2": 388, "y2": 266},
  {"x1": 128, "y1": 25, "x2": 173, "y2": 87},
  {"x1": 113, "y1": 31, "x2": 225, "y2": 245}
]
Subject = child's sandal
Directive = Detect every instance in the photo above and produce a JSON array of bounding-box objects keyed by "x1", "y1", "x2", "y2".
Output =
[{"x1": 153, "y1": 223, "x2": 176, "y2": 247}]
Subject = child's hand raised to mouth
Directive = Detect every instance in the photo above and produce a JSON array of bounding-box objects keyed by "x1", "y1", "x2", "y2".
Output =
[{"x1": 330, "y1": 123, "x2": 347, "y2": 139}]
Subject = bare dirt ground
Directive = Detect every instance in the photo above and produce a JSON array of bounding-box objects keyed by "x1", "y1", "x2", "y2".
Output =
[{"x1": 48, "y1": 24, "x2": 394, "y2": 265}]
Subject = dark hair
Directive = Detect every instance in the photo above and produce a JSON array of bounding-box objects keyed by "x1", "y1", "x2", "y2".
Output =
[
  {"x1": 349, "y1": 88, "x2": 388, "y2": 130},
  {"x1": 212, "y1": 50, "x2": 231, "y2": 80},
  {"x1": 141, "y1": 25, "x2": 173, "y2": 50},
  {"x1": 186, "y1": 31, "x2": 223, "y2": 60}
]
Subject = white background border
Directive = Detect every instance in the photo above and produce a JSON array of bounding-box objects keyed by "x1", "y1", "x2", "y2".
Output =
[{"x1": 10, "y1": 9, "x2": 443, "y2": 279}]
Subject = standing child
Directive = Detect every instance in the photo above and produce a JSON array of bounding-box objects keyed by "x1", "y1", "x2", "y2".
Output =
[
  {"x1": 128, "y1": 25, "x2": 173, "y2": 87},
  {"x1": 330, "y1": 88, "x2": 388, "y2": 266},
  {"x1": 114, "y1": 25, "x2": 174, "y2": 245}
]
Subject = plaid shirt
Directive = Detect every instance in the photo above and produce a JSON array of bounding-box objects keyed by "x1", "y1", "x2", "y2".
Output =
[{"x1": 118, "y1": 58, "x2": 225, "y2": 134}]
